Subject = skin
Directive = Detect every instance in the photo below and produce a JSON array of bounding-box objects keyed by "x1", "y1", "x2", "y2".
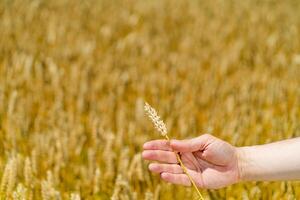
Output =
[{"x1": 142, "y1": 134, "x2": 300, "y2": 189}]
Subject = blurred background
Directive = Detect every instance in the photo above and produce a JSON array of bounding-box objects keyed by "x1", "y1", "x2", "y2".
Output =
[{"x1": 0, "y1": 0, "x2": 300, "y2": 199}]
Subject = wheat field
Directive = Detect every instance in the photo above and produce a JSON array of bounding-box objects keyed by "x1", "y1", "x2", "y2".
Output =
[{"x1": 1, "y1": 0, "x2": 300, "y2": 199}]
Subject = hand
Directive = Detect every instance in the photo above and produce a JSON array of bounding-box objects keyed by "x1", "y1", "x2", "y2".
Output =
[{"x1": 142, "y1": 134, "x2": 240, "y2": 189}]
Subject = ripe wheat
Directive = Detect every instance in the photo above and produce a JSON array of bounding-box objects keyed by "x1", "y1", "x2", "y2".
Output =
[{"x1": 0, "y1": 0, "x2": 300, "y2": 199}]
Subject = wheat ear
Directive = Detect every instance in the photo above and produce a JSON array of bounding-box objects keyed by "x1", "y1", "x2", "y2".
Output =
[{"x1": 144, "y1": 102, "x2": 204, "y2": 200}]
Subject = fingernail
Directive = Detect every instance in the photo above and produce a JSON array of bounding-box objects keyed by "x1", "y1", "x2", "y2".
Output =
[
  {"x1": 148, "y1": 163, "x2": 155, "y2": 170},
  {"x1": 142, "y1": 151, "x2": 148, "y2": 158},
  {"x1": 170, "y1": 139, "x2": 179, "y2": 145},
  {"x1": 143, "y1": 142, "x2": 149, "y2": 149}
]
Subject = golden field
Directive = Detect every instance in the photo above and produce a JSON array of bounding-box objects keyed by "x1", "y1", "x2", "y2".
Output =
[{"x1": 0, "y1": 0, "x2": 300, "y2": 199}]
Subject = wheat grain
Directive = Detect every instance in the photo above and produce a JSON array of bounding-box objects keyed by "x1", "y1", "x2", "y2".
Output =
[{"x1": 144, "y1": 102, "x2": 167, "y2": 136}]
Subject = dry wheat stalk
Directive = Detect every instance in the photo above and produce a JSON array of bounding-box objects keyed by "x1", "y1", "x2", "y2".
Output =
[
  {"x1": 144, "y1": 102, "x2": 204, "y2": 200},
  {"x1": 1, "y1": 157, "x2": 18, "y2": 198},
  {"x1": 24, "y1": 157, "x2": 34, "y2": 188},
  {"x1": 93, "y1": 168, "x2": 101, "y2": 194}
]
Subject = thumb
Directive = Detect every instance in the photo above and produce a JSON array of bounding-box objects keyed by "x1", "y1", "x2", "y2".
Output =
[{"x1": 170, "y1": 134, "x2": 212, "y2": 152}]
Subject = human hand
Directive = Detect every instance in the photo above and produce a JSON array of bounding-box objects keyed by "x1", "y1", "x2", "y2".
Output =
[{"x1": 142, "y1": 134, "x2": 240, "y2": 189}]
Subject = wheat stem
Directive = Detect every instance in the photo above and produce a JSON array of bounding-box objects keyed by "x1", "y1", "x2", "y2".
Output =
[{"x1": 164, "y1": 135, "x2": 204, "y2": 200}]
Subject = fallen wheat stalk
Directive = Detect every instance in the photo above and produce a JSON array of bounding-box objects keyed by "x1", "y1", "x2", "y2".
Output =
[{"x1": 144, "y1": 102, "x2": 204, "y2": 200}]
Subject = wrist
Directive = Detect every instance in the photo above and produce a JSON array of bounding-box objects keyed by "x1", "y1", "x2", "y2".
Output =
[{"x1": 236, "y1": 146, "x2": 252, "y2": 182}]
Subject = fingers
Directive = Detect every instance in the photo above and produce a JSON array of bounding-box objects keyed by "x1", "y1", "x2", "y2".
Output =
[
  {"x1": 143, "y1": 140, "x2": 172, "y2": 151},
  {"x1": 143, "y1": 134, "x2": 214, "y2": 153},
  {"x1": 142, "y1": 150, "x2": 177, "y2": 163},
  {"x1": 149, "y1": 163, "x2": 183, "y2": 174},
  {"x1": 170, "y1": 134, "x2": 213, "y2": 152},
  {"x1": 149, "y1": 164, "x2": 204, "y2": 188},
  {"x1": 160, "y1": 172, "x2": 191, "y2": 186}
]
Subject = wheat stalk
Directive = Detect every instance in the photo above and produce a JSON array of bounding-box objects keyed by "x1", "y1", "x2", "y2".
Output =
[{"x1": 144, "y1": 102, "x2": 204, "y2": 200}]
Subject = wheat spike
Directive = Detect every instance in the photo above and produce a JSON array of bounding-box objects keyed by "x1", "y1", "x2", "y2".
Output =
[
  {"x1": 144, "y1": 102, "x2": 167, "y2": 136},
  {"x1": 41, "y1": 171, "x2": 61, "y2": 200},
  {"x1": 93, "y1": 168, "x2": 101, "y2": 194},
  {"x1": 6, "y1": 157, "x2": 18, "y2": 197},
  {"x1": 12, "y1": 183, "x2": 27, "y2": 200},
  {"x1": 24, "y1": 157, "x2": 34, "y2": 188},
  {"x1": 0, "y1": 159, "x2": 10, "y2": 196}
]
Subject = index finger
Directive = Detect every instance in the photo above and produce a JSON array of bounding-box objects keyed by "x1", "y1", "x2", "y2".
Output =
[{"x1": 143, "y1": 139, "x2": 172, "y2": 151}]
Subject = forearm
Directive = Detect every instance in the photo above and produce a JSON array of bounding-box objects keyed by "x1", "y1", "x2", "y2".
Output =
[{"x1": 237, "y1": 137, "x2": 300, "y2": 181}]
